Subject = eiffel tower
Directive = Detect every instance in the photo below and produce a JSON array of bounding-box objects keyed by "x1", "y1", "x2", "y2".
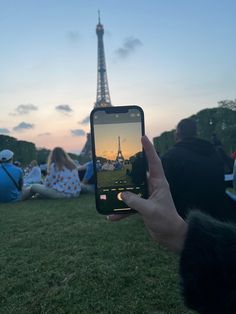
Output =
[
  {"x1": 116, "y1": 136, "x2": 125, "y2": 163},
  {"x1": 80, "y1": 12, "x2": 112, "y2": 159}
]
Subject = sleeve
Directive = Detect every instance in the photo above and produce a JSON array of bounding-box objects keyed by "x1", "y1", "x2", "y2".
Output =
[
  {"x1": 161, "y1": 151, "x2": 183, "y2": 211},
  {"x1": 83, "y1": 162, "x2": 93, "y2": 182},
  {"x1": 161, "y1": 152, "x2": 173, "y2": 181},
  {"x1": 180, "y1": 211, "x2": 236, "y2": 314},
  {"x1": 161, "y1": 150, "x2": 179, "y2": 191}
]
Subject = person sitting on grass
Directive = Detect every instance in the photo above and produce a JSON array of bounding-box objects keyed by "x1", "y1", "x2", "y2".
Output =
[
  {"x1": 109, "y1": 136, "x2": 236, "y2": 314},
  {"x1": 30, "y1": 147, "x2": 81, "y2": 199},
  {"x1": 0, "y1": 149, "x2": 31, "y2": 202},
  {"x1": 78, "y1": 158, "x2": 95, "y2": 193},
  {"x1": 24, "y1": 160, "x2": 42, "y2": 186}
]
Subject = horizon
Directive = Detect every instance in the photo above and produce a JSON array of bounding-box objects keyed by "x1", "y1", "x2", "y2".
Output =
[{"x1": 1, "y1": 0, "x2": 236, "y2": 154}]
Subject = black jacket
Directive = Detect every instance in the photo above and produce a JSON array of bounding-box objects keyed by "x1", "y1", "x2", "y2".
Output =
[
  {"x1": 162, "y1": 138, "x2": 226, "y2": 219},
  {"x1": 180, "y1": 211, "x2": 236, "y2": 314}
]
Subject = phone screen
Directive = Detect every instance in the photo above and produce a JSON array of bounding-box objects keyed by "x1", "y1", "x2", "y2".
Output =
[{"x1": 91, "y1": 106, "x2": 147, "y2": 215}]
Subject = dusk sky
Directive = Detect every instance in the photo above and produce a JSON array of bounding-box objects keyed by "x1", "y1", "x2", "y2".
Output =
[
  {"x1": 1, "y1": 0, "x2": 236, "y2": 153},
  {"x1": 94, "y1": 122, "x2": 142, "y2": 160}
]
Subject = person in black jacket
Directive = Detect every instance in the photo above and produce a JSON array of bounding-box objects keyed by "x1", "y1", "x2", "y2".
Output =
[
  {"x1": 161, "y1": 118, "x2": 227, "y2": 220},
  {"x1": 211, "y1": 132, "x2": 234, "y2": 175},
  {"x1": 109, "y1": 136, "x2": 236, "y2": 314}
]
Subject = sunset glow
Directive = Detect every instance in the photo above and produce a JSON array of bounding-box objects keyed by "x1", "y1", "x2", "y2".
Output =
[
  {"x1": 1, "y1": 1, "x2": 236, "y2": 153},
  {"x1": 94, "y1": 123, "x2": 142, "y2": 160}
]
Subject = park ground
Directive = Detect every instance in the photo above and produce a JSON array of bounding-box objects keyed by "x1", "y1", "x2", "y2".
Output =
[{"x1": 0, "y1": 195, "x2": 193, "y2": 314}]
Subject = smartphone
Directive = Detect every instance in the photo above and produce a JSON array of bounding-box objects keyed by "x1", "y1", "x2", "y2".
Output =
[{"x1": 90, "y1": 105, "x2": 148, "y2": 215}]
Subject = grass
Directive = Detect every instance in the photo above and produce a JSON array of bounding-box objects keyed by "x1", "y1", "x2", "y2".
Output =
[
  {"x1": 0, "y1": 195, "x2": 193, "y2": 314},
  {"x1": 97, "y1": 166, "x2": 132, "y2": 187}
]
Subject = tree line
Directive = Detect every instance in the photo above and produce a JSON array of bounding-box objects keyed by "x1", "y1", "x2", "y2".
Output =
[
  {"x1": 154, "y1": 100, "x2": 236, "y2": 156},
  {"x1": 0, "y1": 135, "x2": 80, "y2": 166},
  {"x1": 0, "y1": 135, "x2": 37, "y2": 165},
  {"x1": 1, "y1": 100, "x2": 235, "y2": 164}
]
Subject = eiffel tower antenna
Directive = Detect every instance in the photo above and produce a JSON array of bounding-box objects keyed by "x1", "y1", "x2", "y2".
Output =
[
  {"x1": 98, "y1": 10, "x2": 101, "y2": 24},
  {"x1": 116, "y1": 136, "x2": 125, "y2": 162}
]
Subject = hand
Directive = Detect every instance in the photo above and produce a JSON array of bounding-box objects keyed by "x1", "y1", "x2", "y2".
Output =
[{"x1": 108, "y1": 135, "x2": 187, "y2": 253}]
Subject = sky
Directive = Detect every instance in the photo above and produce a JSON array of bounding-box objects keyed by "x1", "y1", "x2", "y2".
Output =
[
  {"x1": 0, "y1": 0, "x2": 236, "y2": 154},
  {"x1": 94, "y1": 122, "x2": 142, "y2": 160}
]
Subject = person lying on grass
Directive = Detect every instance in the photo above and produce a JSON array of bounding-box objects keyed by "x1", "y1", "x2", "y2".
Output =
[{"x1": 108, "y1": 135, "x2": 236, "y2": 314}]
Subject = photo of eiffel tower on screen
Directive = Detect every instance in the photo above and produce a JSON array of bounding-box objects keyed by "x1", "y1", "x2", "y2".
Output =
[
  {"x1": 80, "y1": 12, "x2": 112, "y2": 159},
  {"x1": 116, "y1": 136, "x2": 125, "y2": 163}
]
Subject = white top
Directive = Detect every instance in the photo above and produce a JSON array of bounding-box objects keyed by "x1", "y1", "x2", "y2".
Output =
[
  {"x1": 45, "y1": 163, "x2": 81, "y2": 195},
  {"x1": 24, "y1": 166, "x2": 42, "y2": 185}
]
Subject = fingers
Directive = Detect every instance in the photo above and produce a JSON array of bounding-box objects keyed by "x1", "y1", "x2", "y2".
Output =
[
  {"x1": 121, "y1": 191, "x2": 148, "y2": 215},
  {"x1": 141, "y1": 135, "x2": 165, "y2": 180}
]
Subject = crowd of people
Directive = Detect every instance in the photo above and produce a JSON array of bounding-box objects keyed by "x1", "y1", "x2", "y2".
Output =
[
  {"x1": 0, "y1": 146, "x2": 94, "y2": 202},
  {"x1": 0, "y1": 118, "x2": 236, "y2": 313}
]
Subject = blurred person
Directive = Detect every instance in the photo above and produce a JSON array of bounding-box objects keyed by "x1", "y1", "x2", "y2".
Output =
[
  {"x1": 161, "y1": 118, "x2": 230, "y2": 220},
  {"x1": 24, "y1": 160, "x2": 42, "y2": 186},
  {"x1": 102, "y1": 160, "x2": 114, "y2": 171},
  {"x1": 109, "y1": 136, "x2": 236, "y2": 314},
  {"x1": 39, "y1": 163, "x2": 48, "y2": 177},
  {"x1": 129, "y1": 152, "x2": 146, "y2": 185},
  {"x1": 231, "y1": 151, "x2": 236, "y2": 160},
  {"x1": 0, "y1": 149, "x2": 31, "y2": 202},
  {"x1": 31, "y1": 147, "x2": 80, "y2": 198},
  {"x1": 78, "y1": 157, "x2": 95, "y2": 193},
  {"x1": 13, "y1": 161, "x2": 21, "y2": 167},
  {"x1": 211, "y1": 133, "x2": 234, "y2": 174}
]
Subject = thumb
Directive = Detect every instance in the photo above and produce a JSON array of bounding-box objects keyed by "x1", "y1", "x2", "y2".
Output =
[{"x1": 121, "y1": 192, "x2": 148, "y2": 214}]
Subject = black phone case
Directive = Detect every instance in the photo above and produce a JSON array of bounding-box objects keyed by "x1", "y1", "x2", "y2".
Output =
[{"x1": 90, "y1": 105, "x2": 148, "y2": 215}]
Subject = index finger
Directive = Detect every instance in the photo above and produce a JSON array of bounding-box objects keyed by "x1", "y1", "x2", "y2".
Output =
[{"x1": 141, "y1": 135, "x2": 165, "y2": 180}]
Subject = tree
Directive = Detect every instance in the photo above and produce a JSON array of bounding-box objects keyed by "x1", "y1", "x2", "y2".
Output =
[
  {"x1": 0, "y1": 135, "x2": 36, "y2": 165},
  {"x1": 218, "y1": 99, "x2": 236, "y2": 111},
  {"x1": 36, "y1": 148, "x2": 50, "y2": 164},
  {"x1": 153, "y1": 106, "x2": 236, "y2": 155},
  {"x1": 153, "y1": 130, "x2": 175, "y2": 156}
]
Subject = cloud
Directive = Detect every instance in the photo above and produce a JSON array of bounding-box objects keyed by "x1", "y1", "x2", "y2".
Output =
[
  {"x1": 10, "y1": 104, "x2": 38, "y2": 115},
  {"x1": 0, "y1": 128, "x2": 10, "y2": 134},
  {"x1": 71, "y1": 129, "x2": 86, "y2": 137},
  {"x1": 66, "y1": 31, "x2": 81, "y2": 44},
  {"x1": 115, "y1": 37, "x2": 143, "y2": 59},
  {"x1": 13, "y1": 122, "x2": 34, "y2": 132},
  {"x1": 38, "y1": 132, "x2": 51, "y2": 137},
  {"x1": 79, "y1": 115, "x2": 90, "y2": 125},
  {"x1": 55, "y1": 104, "x2": 73, "y2": 115}
]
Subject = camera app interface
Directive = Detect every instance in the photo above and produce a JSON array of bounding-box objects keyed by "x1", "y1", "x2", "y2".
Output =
[{"x1": 93, "y1": 108, "x2": 146, "y2": 213}]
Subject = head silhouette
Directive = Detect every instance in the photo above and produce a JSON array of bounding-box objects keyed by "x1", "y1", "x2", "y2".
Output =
[{"x1": 175, "y1": 118, "x2": 197, "y2": 142}]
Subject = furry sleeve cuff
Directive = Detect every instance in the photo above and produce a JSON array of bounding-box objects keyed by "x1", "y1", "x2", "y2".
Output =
[{"x1": 180, "y1": 211, "x2": 236, "y2": 314}]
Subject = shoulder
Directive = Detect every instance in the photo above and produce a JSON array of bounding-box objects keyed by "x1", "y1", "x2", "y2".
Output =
[
  {"x1": 8, "y1": 164, "x2": 23, "y2": 176},
  {"x1": 161, "y1": 146, "x2": 182, "y2": 163}
]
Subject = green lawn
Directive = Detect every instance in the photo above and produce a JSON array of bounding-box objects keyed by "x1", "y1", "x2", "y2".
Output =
[
  {"x1": 97, "y1": 165, "x2": 132, "y2": 187},
  {"x1": 0, "y1": 195, "x2": 192, "y2": 314}
]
